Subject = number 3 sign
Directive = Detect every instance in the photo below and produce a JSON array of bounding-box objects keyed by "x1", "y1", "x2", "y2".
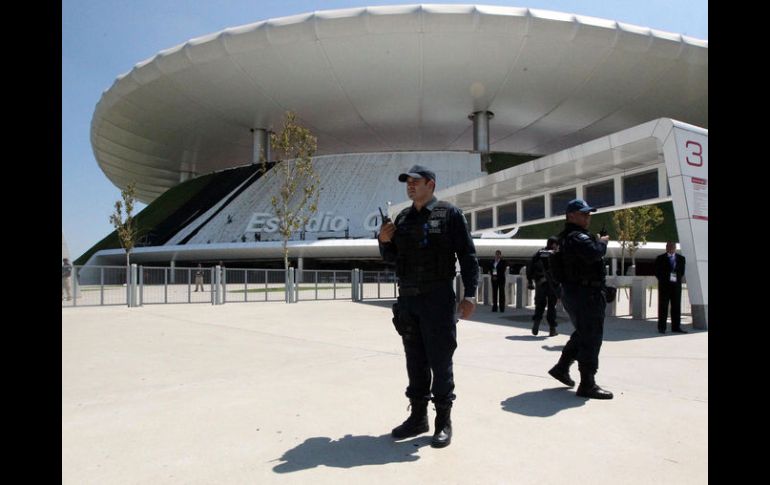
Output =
[{"x1": 685, "y1": 140, "x2": 703, "y2": 167}]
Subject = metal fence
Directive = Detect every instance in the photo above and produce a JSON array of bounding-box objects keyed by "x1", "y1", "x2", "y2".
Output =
[
  {"x1": 63, "y1": 265, "x2": 694, "y2": 320},
  {"x1": 222, "y1": 268, "x2": 289, "y2": 303},
  {"x1": 63, "y1": 265, "x2": 399, "y2": 307},
  {"x1": 294, "y1": 270, "x2": 353, "y2": 301},
  {"x1": 360, "y1": 271, "x2": 397, "y2": 299},
  {"x1": 62, "y1": 266, "x2": 129, "y2": 307}
]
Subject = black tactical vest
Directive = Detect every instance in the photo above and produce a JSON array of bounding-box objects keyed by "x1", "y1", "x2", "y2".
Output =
[
  {"x1": 393, "y1": 201, "x2": 457, "y2": 285},
  {"x1": 533, "y1": 249, "x2": 552, "y2": 280},
  {"x1": 559, "y1": 229, "x2": 606, "y2": 283}
]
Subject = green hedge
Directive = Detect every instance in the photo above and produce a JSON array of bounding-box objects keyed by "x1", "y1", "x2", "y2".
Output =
[{"x1": 486, "y1": 152, "x2": 540, "y2": 174}]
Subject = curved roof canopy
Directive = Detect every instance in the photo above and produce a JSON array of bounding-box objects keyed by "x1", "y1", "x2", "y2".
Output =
[{"x1": 91, "y1": 4, "x2": 708, "y2": 203}]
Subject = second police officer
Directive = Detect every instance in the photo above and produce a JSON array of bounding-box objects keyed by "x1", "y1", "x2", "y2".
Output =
[
  {"x1": 378, "y1": 164, "x2": 479, "y2": 448},
  {"x1": 526, "y1": 236, "x2": 561, "y2": 337},
  {"x1": 548, "y1": 199, "x2": 614, "y2": 400}
]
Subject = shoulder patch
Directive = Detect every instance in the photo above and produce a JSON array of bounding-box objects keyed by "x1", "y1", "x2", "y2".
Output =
[{"x1": 577, "y1": 233, "x2": 591, "y2": 240}]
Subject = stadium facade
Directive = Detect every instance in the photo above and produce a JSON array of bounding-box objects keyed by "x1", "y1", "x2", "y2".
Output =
[{"x1": 82, "y1": 5, "x2": 707, "y2": 323}]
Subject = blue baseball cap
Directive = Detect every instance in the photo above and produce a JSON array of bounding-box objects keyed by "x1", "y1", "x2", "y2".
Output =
[
  {"x1": 398, "y1": 165, "x2": 436, "y2": 182},
  {"x1": 566, "y1": 198, "x2": 597, "y2": 213}
]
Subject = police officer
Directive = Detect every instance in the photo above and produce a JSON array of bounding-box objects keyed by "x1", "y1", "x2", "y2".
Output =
[
  {"x1": 378, "y1": 164, "x2": 479, "y2": 448},
  {"x1": 547, "y1": 199, "x2": 613, "y2": 399},
  {"x1": 527, "y1": 236, "x2": 560, "y2": 337}
]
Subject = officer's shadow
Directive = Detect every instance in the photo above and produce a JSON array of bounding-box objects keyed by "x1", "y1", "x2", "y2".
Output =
[
  {"x1": 501, "y1": 388, "x2": 586, "y2": 417},
  {"x1": 504, "y1": 336, "x2": 565, "y2": 352},
  {"x1": 272, "y1": 433, "x2": 427, "y2": 473}
]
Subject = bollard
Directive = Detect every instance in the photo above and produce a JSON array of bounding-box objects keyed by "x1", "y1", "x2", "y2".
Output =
[
  {"x1": 605, "y1": 276, "x2": 618, "y2": 316},
  {"x1": 630, "y1": 277, "x2": 648, "y2": 320},
  {"x1": 515, "y1": 276, "x2": 526, "y2": 309}
]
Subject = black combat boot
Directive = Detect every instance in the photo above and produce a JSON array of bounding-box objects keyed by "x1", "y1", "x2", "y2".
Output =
[
  {"x1": 549, "y1": 325, "x2": 558, "y2": 337},
  {"x1": 548, "y1": 356, "x2": 575, "y2": 387},
  {"x1": 431, "y1": 401, "x2": 452, "y2": 448},
  {"x1": 576, "y1": 371, "x2": 613, "y2": 400},
  {"x1": 531, "y1": 319, "x2": 540, "y2": 335},
  {"x1": 392, "y1": 398, "x2": 430, "y2": 439}
]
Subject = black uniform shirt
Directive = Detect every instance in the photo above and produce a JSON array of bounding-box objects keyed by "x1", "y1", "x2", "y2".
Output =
[
  {"x1": 560, "y1": 222, "x2": 607, "y2": 283},
  {"x1": 379, "y1": 197, "x2": 479, "y2": 297}
]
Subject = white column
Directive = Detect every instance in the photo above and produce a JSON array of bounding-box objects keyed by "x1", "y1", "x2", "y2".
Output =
[{"x1": 659, "y1": 120, "x2": 708, "y2": 329}]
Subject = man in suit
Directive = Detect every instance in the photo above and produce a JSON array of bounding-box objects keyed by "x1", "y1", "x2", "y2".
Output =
[
  {"x1": 654, "y1": 241, "x2": 687, "y2": 334},
  {"x1": 489, "y1": 250, "x2": 508, "y2": 312}
]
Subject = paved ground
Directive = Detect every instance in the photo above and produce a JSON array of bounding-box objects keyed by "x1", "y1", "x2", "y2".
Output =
[{"x1": 62, "y1": 300, "x2": 707, "y2": 484}]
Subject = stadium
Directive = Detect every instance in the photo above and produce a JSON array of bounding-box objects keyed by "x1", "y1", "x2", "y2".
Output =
[{"x1": 74, "y1": 4, "x2": 707, "y2": 323}]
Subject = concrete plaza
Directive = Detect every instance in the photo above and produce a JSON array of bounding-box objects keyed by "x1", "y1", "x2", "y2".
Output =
[{"x1": 62, "y1": 300, "x2": 707, "y2": 484}]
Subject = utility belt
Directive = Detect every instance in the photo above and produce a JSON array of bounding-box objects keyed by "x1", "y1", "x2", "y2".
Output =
[
  {"x1": 398, "y1": 280, "x2": 451, "y2": 296},
  {"x1": 577, "y1": 279, "x2": 604, "y2": 288}
]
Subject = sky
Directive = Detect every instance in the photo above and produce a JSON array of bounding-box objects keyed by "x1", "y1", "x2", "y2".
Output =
[{"x1": 62, "y1": 0, "x2": 707, "y2": 262}]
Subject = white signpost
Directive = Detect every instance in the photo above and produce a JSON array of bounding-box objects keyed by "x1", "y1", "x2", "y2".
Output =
[{"x1": 661, "y1": 120, "x2": 708, "y2": 328}]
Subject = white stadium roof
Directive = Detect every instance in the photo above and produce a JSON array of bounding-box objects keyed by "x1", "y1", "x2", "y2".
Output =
[{"x1": 91, "y1": 4, "x2": 707, "y2": 203}]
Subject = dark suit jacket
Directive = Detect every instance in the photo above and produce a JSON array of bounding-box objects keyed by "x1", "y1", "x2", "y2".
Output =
[
  {"x1": 488, "y1": 259, "x2": 508, "y2": 283},
  {"x1": 654, "y1": 252, "x2": 685, "y2": 285}
]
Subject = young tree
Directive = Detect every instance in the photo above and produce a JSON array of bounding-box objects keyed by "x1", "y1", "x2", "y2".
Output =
[
  {"x1": 109, "y1": 182, "x2": 139, "y2": 269},
  {"x1": 262, "y1": 112, "x2": 321, "y2": 270},
  {"x1": 612, "y1": 205, "x2": 664, "y2": 274}
]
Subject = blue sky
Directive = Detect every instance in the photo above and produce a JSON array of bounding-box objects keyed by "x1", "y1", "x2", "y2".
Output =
[{"x1": 62, "y1": 0, "x2": 707, "y2": 261}]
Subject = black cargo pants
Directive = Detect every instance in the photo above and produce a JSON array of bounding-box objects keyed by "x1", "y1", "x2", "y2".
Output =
[{"x1": 395, "y1": 281, "x2": 457, "y2": 403}]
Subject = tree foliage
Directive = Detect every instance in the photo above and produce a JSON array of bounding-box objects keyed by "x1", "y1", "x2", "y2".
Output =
[
  {"x1": 109, "y1": 182, "x2": 138, "y2": 268},
  {"x1": 612, "y1": 205, "x2": 664, "y2": 274},
  {"x1": 262, "y1": 112, "x2": 321, "y2": 270}
]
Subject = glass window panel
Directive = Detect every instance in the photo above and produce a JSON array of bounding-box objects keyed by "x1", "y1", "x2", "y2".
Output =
[
  {"x1": 584, "y1": 180, "x2": 615, "y2": 209},
  {"x1": 476, "y1": 208, "x2": 493, "y2": 230},
  {"x1": 497, "y1": 202, "x2": 517, "y2": 226},
  {"x1": 522, "y1": 196, "x2": 545, "y2": 222},
  {"x1": 550, "y1": 189, "x2": 577, "y2": 216},
  {"x1": 623, "y1": 170, "x2": 659, "y2": 203}
]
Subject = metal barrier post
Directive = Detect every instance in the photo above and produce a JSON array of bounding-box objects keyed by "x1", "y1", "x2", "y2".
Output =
[
  {"x1": 515, "y1": 276, "x2": 525, "y2": 309},
  {"x1": 294, "y1": 268, "x2": 299, "y2": 302},
  {"x1": 73, "y1": 267, "x2": 79, "y2": 307},
  {"x1": 631, "y1": 277, "x2": 648, "y2": 320},
  {"x1": 139, "y1": 265, "x2": 144, "y2": 306},
  {"x1": 211, "y1": 267, "x2": 216, "y2": 305},
  {"x1": 222, "y1": 267, "x2": 227, "y2": 304},
  {"x1": 187, "y1": 268, "x2": 192, "y2": 303},
  {"x1": 215, "y1": 266, "x2": 222, "y2": 305},
  {"x1": 244, "y1": 269, "x2": 248, "y2": 302},
  {"x1": 264, "y1": 270, "x2": 268, "y2": 301},
  {"x1": 130, "y1": 264, "x2": 138, "y2": 307},
  {"x1": 100, "y1": 267, "x2": 104, "y2": 306},
  {"x1": 286, "y1": 268, "x2": 294, "y2": 303},
  {"x1": 164, "y1": 267, "x2": 168, "y2": 304}
]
